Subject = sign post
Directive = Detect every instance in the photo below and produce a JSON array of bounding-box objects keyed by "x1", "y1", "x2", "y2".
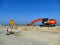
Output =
[{"x1": 10, "y1": 19, "x2": 14, "y2": 31}]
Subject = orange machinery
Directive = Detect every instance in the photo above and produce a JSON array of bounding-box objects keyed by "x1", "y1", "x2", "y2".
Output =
[{"x1": 28, "y1": 18, "x2": 57, "y2": 27}]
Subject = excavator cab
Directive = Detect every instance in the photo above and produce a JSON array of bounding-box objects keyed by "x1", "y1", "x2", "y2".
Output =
[
  {"x1": 40, "y1": 18, "x2": 50, "y2": 27},
  {"x1": 40, "y1": 18, "x2": 56, "y2": 27},
  {"x1": 42, "y1": 18, "x2": 48, "y2": 25}
]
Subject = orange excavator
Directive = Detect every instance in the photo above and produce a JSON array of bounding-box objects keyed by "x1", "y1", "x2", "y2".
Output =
[{"x1": 28, "y1": 18, "x2": 57, "y2": 27}]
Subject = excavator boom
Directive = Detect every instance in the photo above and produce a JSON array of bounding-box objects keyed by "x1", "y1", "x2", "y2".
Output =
[{"x1": 29, "y1": 18, "x2": 43, "y2": 26}]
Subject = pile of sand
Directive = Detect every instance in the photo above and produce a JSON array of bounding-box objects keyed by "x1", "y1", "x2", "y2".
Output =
[
  {"x1": 17, "y1": 26, "x2": 60, "y2": 32},
  {"x1": 0, "y1": 26, "x2": 60, "y2": 32}
]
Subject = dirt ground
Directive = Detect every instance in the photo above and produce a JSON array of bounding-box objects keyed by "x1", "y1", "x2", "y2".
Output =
[{"x1": 0, "y1": 28, "x2": 60, "y2": 45}]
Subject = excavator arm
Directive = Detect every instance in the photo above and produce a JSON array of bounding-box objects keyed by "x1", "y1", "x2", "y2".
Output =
[{"x1": 29, "y1": 18, "x2": 43, "y2": 26}]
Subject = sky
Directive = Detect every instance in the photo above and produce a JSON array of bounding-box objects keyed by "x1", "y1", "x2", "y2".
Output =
[{"x1": 0, "y1": 0, "x2": 60, "y2": 25}]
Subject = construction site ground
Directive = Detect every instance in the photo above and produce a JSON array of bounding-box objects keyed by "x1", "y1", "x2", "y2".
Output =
[{"x1": 0, "y1": 26, "x2": 60, "y2": 45}]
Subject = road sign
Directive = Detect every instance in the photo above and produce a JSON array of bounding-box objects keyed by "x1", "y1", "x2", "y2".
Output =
[{"x1": 10, "y1": 19, "x2": 14, "y2": 29}]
